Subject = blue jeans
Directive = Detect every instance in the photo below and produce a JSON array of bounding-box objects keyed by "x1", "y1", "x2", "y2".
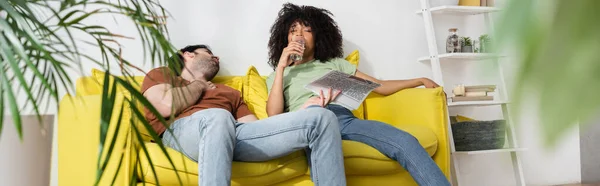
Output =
[
  {"x1": 161, "y1": 107, "x2": 346, "y2": 186},
  {"x1": 326, "y1": 104, "x2": 450, "y2": 186}
]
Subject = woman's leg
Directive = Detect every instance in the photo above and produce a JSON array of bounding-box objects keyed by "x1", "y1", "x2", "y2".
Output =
[{"x1": 327, "y1": 105, "x2": 450, "y2": 186}]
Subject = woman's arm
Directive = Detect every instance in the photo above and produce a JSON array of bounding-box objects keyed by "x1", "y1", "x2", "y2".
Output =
[
  {"x1": 266, "y1": 41, "x2": 304, "y2": 116},
  {"x1": 355, "y1": 70, "x2": 439, "y2": 96},
  {"x1": 266, "y1": 67, "x2": 287, "y2": 116}
]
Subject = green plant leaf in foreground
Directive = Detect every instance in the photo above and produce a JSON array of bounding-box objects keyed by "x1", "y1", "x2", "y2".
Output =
[
  {"x1": 498, "y1": 0, "x2": 600, "y2": 147},
  {"x1": 1, "y1": 0, "x2": 183, "y2": 185}
]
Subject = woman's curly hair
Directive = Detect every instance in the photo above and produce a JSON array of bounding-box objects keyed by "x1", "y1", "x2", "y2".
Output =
[{"x1": 268, "y1": 3, "x2": 343, "y2": 69}]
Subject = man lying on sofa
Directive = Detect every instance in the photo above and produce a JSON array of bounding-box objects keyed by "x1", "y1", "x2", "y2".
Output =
[{"x1": 141, "y1": 44, "x2": 347, "y2": 186}]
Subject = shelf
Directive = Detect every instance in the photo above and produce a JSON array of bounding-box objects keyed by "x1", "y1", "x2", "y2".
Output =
[
  {"x1": 453, "y1": 148, "x2": 526, "y2": 155},
  {"x1": 416, "y1": 6, "x2": 501, "y2": 15},
  {"x1": 448, "y1": 100, "x2": 507, "y2": 107},
  {"x1": 419, "y1": 53, "x2": 505, "y2": 62}
]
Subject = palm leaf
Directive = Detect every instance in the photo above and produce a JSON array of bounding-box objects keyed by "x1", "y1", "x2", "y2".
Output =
[
  {"x1": 1, "y1": 0, "x2": 184, "y2": 185},
  {"x1": 498, "y1": 0, "x2": 600, "y2": 146}
]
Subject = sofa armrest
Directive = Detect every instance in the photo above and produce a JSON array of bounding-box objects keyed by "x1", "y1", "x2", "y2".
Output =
[
  {"x1": 363, "y1": 87, "x2": 450, "y2": 177},
  {"x1": 58, "y1": 94, "x2": 135, "y2": 186},
  {"x1": 364, "y1": 87, "x2": 447, "y2": 129}
]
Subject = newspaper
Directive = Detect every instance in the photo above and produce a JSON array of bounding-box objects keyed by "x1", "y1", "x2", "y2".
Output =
[{"x1": 304, "y1": 70, "x2": 381, "y2": 110}]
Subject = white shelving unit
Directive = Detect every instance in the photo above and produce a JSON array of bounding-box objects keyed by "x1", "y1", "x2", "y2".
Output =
[
  {"x1": 418, "y1": 53, "x2": 506, "y2": 62},
  {"x1": 415, "y1": 5, "x2": 501, "y2": 15},
  {"x1": 416, "y1": 1, "x2": 526, "y2": 186},
  {"x1": 447, "y1": 100, "x2": 508, "y2": 107},
  {"x1": 453, "y1": 148, "x2": 526, "y2": 155}
]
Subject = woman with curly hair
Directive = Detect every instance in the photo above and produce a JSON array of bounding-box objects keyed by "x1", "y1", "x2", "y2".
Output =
[{"x1": 265, "y1": 3, "x2": 450, "y2": 186}]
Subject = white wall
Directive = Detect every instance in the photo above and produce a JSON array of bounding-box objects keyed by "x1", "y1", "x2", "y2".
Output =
[{"x1": 46, "y1": 0, "x2": 581, "y2": 185}]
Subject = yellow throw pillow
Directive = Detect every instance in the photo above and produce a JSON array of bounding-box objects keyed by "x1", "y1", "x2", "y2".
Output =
[
  {"x1": 345, "y1": 50, "x2": 360, "y2": 67},
  {"x1": 212, "y1": 76, "x2": 244, "y2": 92},
  {"x1": 345, "y1": 50, "x2": 366, "y2": 120},
  {"x1": 243, "y1": 66, "x2": 269, "y2": 119}
]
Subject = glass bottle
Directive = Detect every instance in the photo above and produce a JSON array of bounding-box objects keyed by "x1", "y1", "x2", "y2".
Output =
[{"x1": 446, "y1": 28, "x2": 461, "y2": 53}]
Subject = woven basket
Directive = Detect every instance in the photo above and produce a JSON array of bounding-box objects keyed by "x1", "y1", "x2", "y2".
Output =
[{"x1": 451, "y1": 120, "x2": 506, "y2": 151}]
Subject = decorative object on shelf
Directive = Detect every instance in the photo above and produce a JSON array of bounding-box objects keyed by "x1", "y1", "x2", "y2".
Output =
[
  {"x1": 459, "y1": 0, "x2": 480, "y2": 6},
  {"x1": 446, "y1": 28, "x2": 461, "y2": 53},
  {"x1": 451, "y1": 118, "x2": 506, "y2": 151},
  {"x1": 473, "y1": 40, "x2": 480, "y2": 53},
  {"x1": 452, "y1": 84, "x2": 496, "y2": 102},
  {"x1": 480, "y1": 0, "x2": 487, "y2": 6},
  {"x1": 429, "y1": 0, "x2": 459, "y2": 7},
  {"x1": 479, "y1": 34, "x2": 492, "y2": 53},
  {"x1": 460, "y1": 37, "x2": 473, "y2": 53},
  {"x1": 486, "y1": 0, "x2": 495, "y2": 6}
]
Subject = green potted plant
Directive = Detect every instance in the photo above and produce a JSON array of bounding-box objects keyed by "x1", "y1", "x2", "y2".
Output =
[
  {"x1": 479, "y1": 34, "x2": 491, "y2": 53},
  {"x1": 461, "y1": 37, "x2": 473, "y2": 53}
]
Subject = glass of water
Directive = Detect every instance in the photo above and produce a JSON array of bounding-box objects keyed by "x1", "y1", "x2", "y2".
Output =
[{"x1": 290, "y1": 37, "x2": 305, "y2": 62}]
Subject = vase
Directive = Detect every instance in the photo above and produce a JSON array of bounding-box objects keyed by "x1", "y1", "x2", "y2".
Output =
[{"x1": 446, "y1": 28, "x2": 461, "y2": 53}]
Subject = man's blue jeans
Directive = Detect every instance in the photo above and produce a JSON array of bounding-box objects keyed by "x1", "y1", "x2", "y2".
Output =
[{"x1": 162, "y1": 107, "x2": 346, "y2": 186}]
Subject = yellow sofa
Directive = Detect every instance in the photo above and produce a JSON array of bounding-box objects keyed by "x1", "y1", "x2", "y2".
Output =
[{"x1": 58, "y1": 68, "x2": 450, "y2": 186}]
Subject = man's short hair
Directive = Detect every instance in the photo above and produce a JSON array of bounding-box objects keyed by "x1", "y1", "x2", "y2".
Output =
[{"x1": 169, "y1": 44, "x2": 212, "y2": 76}]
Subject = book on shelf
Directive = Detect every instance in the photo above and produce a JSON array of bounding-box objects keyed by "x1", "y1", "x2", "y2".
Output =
[
  {"x1": 452, "y1": 96, "x2": 494, "y2": 102},
  {"x1": 465, "y1": 85, "x2": 496, "y2": 92},
  {"x1": 466, "y1": 88, "x2": 496, "y2": 92},
  {"x1": 464, "y1": 91, "x2": 489, "y2": 97},
  {"x1": 452, "y1": 84, "x2": 496, "y2": 97}
]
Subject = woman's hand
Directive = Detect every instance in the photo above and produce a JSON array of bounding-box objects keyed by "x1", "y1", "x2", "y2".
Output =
[
  {"x1": 301, "y1": 88, "x2": 342, "y2": 109},
  {"x1": 276, "y1": 41, "x2": 304, "y2": 70},
  {"x1": 420, "y1": 78, "x2": 440, "y2": 88}
]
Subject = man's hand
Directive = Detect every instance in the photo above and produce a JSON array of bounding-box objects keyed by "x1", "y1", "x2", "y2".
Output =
[
  {"x1": 301, "y1": 88, "x2": 341, "y2": 109},
  {"x1": 420, "y1": 78, "x2": 440, "y2": 88}
]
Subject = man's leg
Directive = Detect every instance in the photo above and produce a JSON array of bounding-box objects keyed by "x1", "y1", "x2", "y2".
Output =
[
  {"x1": 233, "y1": 107, "x2": 346, "y2": 186},
  {"x1": 162, "y1": 108, "x2": 236, "y2": 186}
]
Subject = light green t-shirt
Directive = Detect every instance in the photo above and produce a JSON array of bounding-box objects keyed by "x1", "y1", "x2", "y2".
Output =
[{"x1": 266, "y1": 58, "x2": 357, "y2": 112}]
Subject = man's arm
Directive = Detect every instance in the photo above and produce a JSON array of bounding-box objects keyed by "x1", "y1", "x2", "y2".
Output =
[
  {"x1": 355, "y1": 70, "x2": 439, "y2": 96},
  {"x1": 143, "y1": 81, "x2": 207, "y2": 117}
]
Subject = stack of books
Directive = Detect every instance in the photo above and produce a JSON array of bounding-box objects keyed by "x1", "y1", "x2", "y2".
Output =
[{"x1": 451, "y1": 85, "x2": 496, "y2": 102}]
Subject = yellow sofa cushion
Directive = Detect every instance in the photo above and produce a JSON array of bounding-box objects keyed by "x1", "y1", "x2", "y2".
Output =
[
  {"x1": 242, "y1": 66, "x2": 269, "y2": 119},
  {"x1": 341, "y1": 124, "x2": 437, "y2": 175},
  {"x1": 138, "y1": 144, "x2": 308, "y2": 186},
  {"x1": 138, "y1": 126, "x2": 437, "y2": 183}
]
